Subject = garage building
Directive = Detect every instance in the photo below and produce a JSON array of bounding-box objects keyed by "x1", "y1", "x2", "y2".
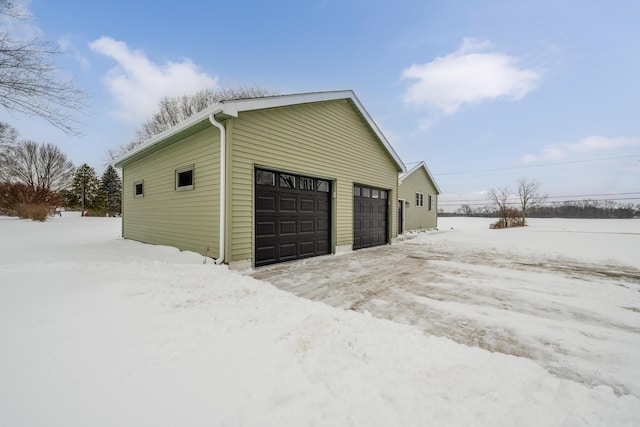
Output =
[{"x1": 115, "y1": 91, "x2": 405, "y2": 269}]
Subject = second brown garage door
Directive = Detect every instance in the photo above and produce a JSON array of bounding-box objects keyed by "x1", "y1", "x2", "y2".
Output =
[
  {"x1": 353, "y1": 185, "x2": 388, "y2": 250},
  {"x1": 255, "y1": 169, "x2": 331, "y2": 267}
]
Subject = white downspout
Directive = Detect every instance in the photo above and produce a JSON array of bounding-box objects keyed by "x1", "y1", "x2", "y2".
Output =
[{"x1": 209, "y1": 110, "x2": 226, "y2": 265}]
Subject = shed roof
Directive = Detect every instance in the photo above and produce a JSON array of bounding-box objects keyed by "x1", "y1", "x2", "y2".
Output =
[
  {"x1": 399, "y1": 161, "x2": 441, "y2": 194},
  {"x1": 114, "y1": 90, "x2": 405, "y2": 171}
]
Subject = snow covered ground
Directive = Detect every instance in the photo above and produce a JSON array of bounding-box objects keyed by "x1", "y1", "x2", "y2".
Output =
[
  {"x1": 254, "y1": 217, "x2": 640, "y2": 397},
  {"x1": 1, "y1": 214, "x2": 639, "y2": 426}
]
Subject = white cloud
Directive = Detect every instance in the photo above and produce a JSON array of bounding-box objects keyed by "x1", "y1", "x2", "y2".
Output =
[
  {"x1": 89, "y1": 37, "x2": 219, "y2": 122},
  {"x1": 58, "y1": 36, "x2": 90, "y2": 71},
  {"x1": 522, "y1": 136, "x2": 640, "y2": 163},
  {"x1": 571, "y1": 135, "x2": 640, "y2": 152},
  {"x1": 401, "y1": 38, "x2": 541, "y2": 116}
]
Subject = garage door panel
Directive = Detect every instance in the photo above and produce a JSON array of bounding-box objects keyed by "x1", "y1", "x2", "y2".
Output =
[
  {"x1": 255, "y1": 169, "x2": 331, "y2": 267},
  {"x1": 279, "y1": 221, "x2": 296, "y2": 235},
  {"x1": 317, "y1": 239, "x2": 329, "y2": 252},
  {"x1": 317, "y1": 198, "x2": 329, "y2": 211},
  {"x1": 299, "y1": 220, "x2": 314, "y2": 234},
  {"x1": 300, "y1": 198, "x2": 315, "y2": 212},
  {"x1": 256, "y1": 246, "x2": 276, "y2": 264},
  {"x1": 317, "y1": 219, "x2": 329, "y2": 232},
  {"x1": 279, "y1": 197, "x2": 296, "y2": 212},
  {"x1": 256, "y1": 196, "x2": 276, "y2": 212},
  {"x1": 300, "y1": 241, "x2": 315, "y2": 256},
  {"x1": 256, "y1": 221, "x2": 276, "y2": 237},
  {"x1": 280, "y1": 243, "x2": 297, "y2": 260}
]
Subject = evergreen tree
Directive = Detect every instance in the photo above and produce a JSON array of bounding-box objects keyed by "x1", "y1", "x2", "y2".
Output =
[
  {"x1": 101, "y1": 165, "x2": 122, "y2": 216},
  {"x1": 71, "y1": 164, "x2": 101, "y2": 215}
]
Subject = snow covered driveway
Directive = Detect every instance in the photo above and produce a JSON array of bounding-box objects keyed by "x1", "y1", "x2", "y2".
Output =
[
  {"x1": 2, "y1": 215, "x2": 639, "y2": 426},
  {"x1": 252, "y1": 218, "x2": 640, "y2": 397}
]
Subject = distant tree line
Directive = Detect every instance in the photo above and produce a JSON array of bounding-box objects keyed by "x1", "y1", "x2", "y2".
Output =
[
  {"x1": 529, "y1": 200, "x2": 638, "y2": 219},
  {"x1": 0, "y1": 122, "x2": 121, "y2": 221},
  {"x1": 441, "y1": 178, "x2": 639, "y2": 223},
  {"x1": 443, "y1": 200, "x2": 639, "y2": 220}
]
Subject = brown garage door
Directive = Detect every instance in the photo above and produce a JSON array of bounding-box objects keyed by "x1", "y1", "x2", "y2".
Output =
[
  {"x1": 353, "y1": 185, "x2": 388, "y2": 250},
  {"x1": 255, "y1": 169, "x2": 331, "y2": 267}
]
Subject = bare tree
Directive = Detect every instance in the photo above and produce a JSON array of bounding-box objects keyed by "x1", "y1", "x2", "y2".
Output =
[
  {"x1": 0, "y1": 1, "x2": 86, "y2": 135},
  {"x1": 108, "y1": 86, "x2": 277, "y2": 161},
  {"x1": 517, "y1": 178, "x2": 547, "y2": 226},
  {"x1": 488, "y1": 187, "x2": 512, "y2": 228},
  {"x1": 0, "y1": 121, "x2": 18, "y2": 180},
  {"x1": 3, "y1": 140, "x2": 74, "y2": 193},
  {"x1": 457, "y1": 204, "x2": 472, "y2": 216},
  {"x1": 0, "y1": 121, "x2": 17, "y2": 146}
]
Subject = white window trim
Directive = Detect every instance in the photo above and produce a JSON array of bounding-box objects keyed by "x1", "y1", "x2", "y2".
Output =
[
  {"x1": 428, "y1": 194, "x2": 434, "y2": 211},
  {"x1": 416, "y1": 192, "x2": 424, "y2": 207},
  {"x1": 134, "y1": 180, "x2": 144, "y2": 198},
  {"x1": 175, "y1": 165, "x2": 194, "y2": 191}
]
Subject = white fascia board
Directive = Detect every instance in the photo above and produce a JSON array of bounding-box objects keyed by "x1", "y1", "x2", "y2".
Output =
[
  {"x1": 219, "y1": 90, "x2": 354, "y2": 113},
  {"x1": 115, "y1": 90, "x2": 406, "y2": 172},
  {"x1": 399, "y1": 161, "x2": 423, "y2": 183},
  {"x1": 113, "y1": 106, "x2": 222, "y2": 167},
  {"x1": 400, "y1": 161, "x2": 441, "y2": 194},
  {"x1": 219, "y1": 90, "x2": 406, "y2": 171},
  {"x1": 344, "y1": 92, "x2": 406, "y2": 173}
]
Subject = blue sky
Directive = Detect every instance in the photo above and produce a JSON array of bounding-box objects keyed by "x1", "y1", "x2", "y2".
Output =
[{"x1": 2, "y1": 0, "x2": 639, "y2": 210}]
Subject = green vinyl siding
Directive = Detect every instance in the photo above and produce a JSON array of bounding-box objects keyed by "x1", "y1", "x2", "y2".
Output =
[
  {"x1": 121, "y1": 127, "x2": 220, "y2": 256},
  {"x1": 228, "y1": 99, "x2": 400, "y2": 263},
  {"x1": 399, "y1": 168, "x2": 438, "y2": 230}
]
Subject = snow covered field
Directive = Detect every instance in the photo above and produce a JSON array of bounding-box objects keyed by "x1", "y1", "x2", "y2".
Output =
[{"x1": 1, "y1": 214, "x2": 639, "y2": 426}]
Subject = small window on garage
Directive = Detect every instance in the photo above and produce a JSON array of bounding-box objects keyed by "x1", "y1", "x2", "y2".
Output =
[
  {"x1": 362, "y1": 187, "x2": 370, "y2": 197},
  {"x1": 134, "y1": 180, "x2": 144, "y2": 198},
  {"x1": 256, "y1": 170, "x2": 275, "y2": 186},
  {"x1": 372, "y1": 189, "x2": 379, "y2": 199},
  {"x1": 380, "y1": 190, "x2": 387, "y2": 199},
  {"x1": 300, "y1": 177, "x2": 314, "y2": 191},
  {"x1": 280, "y1": 174, "x2": 296, "y2": 189},
  {"x1": 416, "y1": 192, "x2": 424, "y2": 207},
  {"x1": 176, "y1": 165, "x2": 194, "y2": 191},
  {"x1": 428, "y1": 194, "x2": 434, "y2": 211},
  {"x1": 354, "y1": 186, "x2": 361, "y2": 197},
  {"x1": 316, "y1": 180, "x2": 329, "y2": 192}
]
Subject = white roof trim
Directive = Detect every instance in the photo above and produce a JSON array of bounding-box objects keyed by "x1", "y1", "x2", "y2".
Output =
[
  {"x1": 114, "y1": 90, "x2": 406, "y2": 171},
  {"x1": 399, "y1": 161, "x2": 441, "y2": 194}
]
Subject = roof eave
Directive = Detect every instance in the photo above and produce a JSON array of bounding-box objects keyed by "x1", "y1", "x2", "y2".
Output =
[
  {"x1": 114, "y1": 90, "x2": 406, "y2": 172},
  {"x1": 113, "y1": 107, "x2": 222, "y2": 168},
  {"x1": 400, "y1": 161, "x2": 441, "y2": 194}
]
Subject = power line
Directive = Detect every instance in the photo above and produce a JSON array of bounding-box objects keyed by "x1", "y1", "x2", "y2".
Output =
[
  {"x1": 436, "y1": 161, "x2": 634, "y2": 182},
  {"x1": 441, "y1": 192, "x2": 640, "y2": 203},
  {"x1": 548, "y1": 192, "x2": 640, "y2": 199},
  {"x1": 432, "y1": 154, "x2": 640, "y2": 176},
  {"x1": 439, "y1": 196, "x2": 640, "y2": 207}
]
